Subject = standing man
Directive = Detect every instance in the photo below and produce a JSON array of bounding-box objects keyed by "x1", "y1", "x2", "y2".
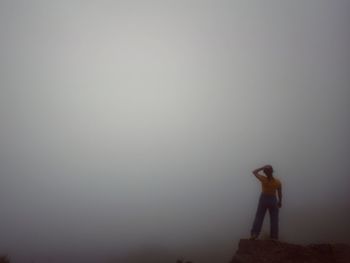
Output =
[{"x1": 250, "y1": 165, "x2": 282, "y2": 240}]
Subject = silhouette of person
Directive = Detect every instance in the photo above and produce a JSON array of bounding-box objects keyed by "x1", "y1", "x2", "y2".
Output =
[{"x1": 250, "y1": 165, "x2": 282, "y2": 240}]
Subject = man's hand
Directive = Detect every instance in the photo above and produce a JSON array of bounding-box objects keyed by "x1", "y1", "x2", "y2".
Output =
[{"x1": 277, "y1": 201, "x2": 282, "y2": 208}]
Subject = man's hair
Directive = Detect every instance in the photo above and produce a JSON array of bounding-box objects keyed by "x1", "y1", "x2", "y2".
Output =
[{"x1": 263, "y1": 165, "x2": 274, "y2": 174}]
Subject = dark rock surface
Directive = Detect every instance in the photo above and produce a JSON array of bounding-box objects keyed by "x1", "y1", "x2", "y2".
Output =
[{"x1": 231, "y1": 239, "x2": 350, "y2": 263}]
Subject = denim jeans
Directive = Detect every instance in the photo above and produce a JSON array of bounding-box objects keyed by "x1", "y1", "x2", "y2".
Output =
[{"x1": 251, "y1": 194, "x2": 279, "y2": 239}]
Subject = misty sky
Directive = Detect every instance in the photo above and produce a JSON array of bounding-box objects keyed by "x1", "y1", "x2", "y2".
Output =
[{"x1": 1, "y1": 1, "x2": 350, "y2": 263}]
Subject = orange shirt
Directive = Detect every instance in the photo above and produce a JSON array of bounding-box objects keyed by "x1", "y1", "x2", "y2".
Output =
[{"x1": 256, "y1": 175, "x2": 281, "y2": 195}]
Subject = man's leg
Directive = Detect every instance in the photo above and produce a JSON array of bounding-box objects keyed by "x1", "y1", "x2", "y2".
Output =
[
  {"x1": 251, "y1": 199, "x2": 267, "y2": 238},
  {"x1": 269, "y1": 204, "x2": 279, "y2": 239}
]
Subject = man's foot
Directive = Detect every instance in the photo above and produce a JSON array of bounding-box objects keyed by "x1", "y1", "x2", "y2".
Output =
[{"x1": 249, "y1": 234, "x2": 258, "y2": 240}]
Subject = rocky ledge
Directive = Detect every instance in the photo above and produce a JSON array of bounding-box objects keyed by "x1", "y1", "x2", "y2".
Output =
[{"x1": 231, "y1": 239, "x2": 350, "y2": 263}]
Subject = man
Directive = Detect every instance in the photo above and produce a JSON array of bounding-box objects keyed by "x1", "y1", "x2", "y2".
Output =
[{"x1": 250, "y1": 165, "x2": 282, "y2": 240}]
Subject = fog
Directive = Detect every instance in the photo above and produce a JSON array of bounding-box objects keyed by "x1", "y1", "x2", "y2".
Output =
[{"x1": 1, "y1": 1, "x2": 349, "y2": 262}]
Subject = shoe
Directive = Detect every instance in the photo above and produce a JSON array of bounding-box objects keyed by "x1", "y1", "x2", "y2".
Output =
[{"x1": 249, "y1": 234, "x2": 258, "y2": 240}]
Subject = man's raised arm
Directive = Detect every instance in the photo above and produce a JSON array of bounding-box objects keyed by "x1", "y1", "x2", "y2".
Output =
[{"x1": 252, "y1": 166, "x2": 267, "y2": 180}]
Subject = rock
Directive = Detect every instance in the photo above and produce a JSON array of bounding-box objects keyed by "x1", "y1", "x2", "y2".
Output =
[
  {"x1": 231, "y1": 239, "x2": 350, "y2": 263},
  {"x1": 0, "y1": 255, "x2": 10, "y2": 263}
]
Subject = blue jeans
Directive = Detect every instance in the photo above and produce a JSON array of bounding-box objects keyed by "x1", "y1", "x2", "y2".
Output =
[{"x1": 251, "y1": 194, "x2": 279, "y2": 239}]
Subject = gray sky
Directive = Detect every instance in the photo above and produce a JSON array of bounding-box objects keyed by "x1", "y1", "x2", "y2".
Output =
[{"x1": 1, "y1": 1, "x2": 350, "y2": 262}]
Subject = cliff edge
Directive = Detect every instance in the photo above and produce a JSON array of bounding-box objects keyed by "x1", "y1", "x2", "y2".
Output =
[{"x1": 231, "y1": 239, "x2": 350, "y2": 263}]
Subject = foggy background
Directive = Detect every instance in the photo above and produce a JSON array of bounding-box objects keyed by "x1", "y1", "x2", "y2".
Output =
[{"x1": 1, "y1": 1, "x2": 350, "y2": 262}]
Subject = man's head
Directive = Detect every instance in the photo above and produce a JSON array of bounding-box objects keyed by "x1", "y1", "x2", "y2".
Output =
[{"x1": 263, "y1": 165, "x2": 274, "y2": 178}]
